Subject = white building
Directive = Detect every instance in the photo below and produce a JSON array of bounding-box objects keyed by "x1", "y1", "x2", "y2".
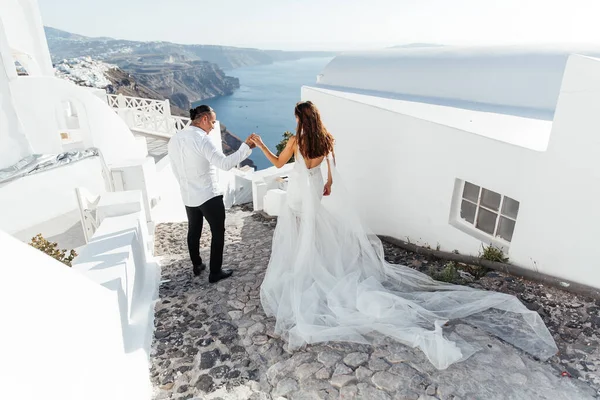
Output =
[{"x1": 300, "y1": 45, "x2": 600, "y2": 291}]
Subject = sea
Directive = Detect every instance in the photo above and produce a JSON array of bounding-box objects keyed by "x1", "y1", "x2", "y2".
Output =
[{"x1": 193, "y1": 57, "x2": 334, "y2": 170}]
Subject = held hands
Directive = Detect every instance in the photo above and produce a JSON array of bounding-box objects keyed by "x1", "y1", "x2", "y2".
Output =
[
  {"x1": 248, "y1": 133, "x2": 265, "y2": 150},
  {"x1": 244, "y1": 134, "x2": 256, "y2": 149}
]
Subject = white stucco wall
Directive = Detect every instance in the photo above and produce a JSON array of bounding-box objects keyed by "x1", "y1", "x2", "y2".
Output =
[
  {"x1": 10, "y1": 77, "x2": 147, "y2": 163},
  {"x1": 0, "y1": 157, "x2": 107, "y2": 234},
  {"x1": 0, "y1": 229, "x2": 130, "y2": 400},
  {"x1": 0, "y1": 192, "x2": 157, "y2": 399},
  {"x1": 302, "y1": 54, "x2": 600, "y2": 289},
  {"x1": 508, "y1": 55, "x2": 600, "y2": 287},
  {"x1": 0, "y1": 0, "x2": 54, "y2": 76},
  {"x1": 0, "y1": 18, "x2": 32, "y2": 169},
  {"x1": 318, "y1": 46, "x2": 600, "y2": 114}
]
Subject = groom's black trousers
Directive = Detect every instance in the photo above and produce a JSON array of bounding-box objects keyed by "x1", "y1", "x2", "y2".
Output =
[{"x1": 185, "y1": 195, "x2": 225, "y2": 274}]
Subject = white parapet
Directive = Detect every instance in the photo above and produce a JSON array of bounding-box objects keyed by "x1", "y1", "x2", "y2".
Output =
[
  {"x1": 0, "y1": 227, "x2": 149, "y2": 400},
  {"x1": 70, "y1": 189, "x2": 159, "y2": 399},
  {"x1": 109, "y1": 157, "x2": 160, "y2": 222},
  {"x1": 74, "y1": 211, "x2": 147, "y2": 328},
  {"x1": 0, "y1": 157, "x2": 107, "y2": 234},
  {"x1": 251, "y1": 163, "x2": 295, "y2": 211},
  {"x1": 219, "y1": 166, "x2": 255, "y2": 209},
  {"x1": 263, "y1": 189, "x2": 288, "y2": 217}
]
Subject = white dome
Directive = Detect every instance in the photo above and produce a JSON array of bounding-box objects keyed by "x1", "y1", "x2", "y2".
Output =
[{"x1": 316, "y1": 45, "x2": 600, "y2": 113}]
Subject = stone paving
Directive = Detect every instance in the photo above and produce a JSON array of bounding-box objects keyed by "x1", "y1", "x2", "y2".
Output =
[{"x1": 151, "y1": 207, "x2": 599, "y2": 400}]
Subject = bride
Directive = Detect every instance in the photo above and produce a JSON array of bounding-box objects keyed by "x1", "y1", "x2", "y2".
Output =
[{"x1": 249, "y1": 101, "x2": 557, "y2": 370}]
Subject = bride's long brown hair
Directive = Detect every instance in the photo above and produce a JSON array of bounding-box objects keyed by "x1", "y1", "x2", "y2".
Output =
[{"x1": 295, "y1": 101, "x2": 334, "y2": 159}]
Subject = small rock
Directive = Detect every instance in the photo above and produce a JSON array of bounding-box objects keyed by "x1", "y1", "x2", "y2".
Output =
[
  {"x1": 340, "y1": 385, "x2": 359, "y2": 399},
  {"x1": 426, "y1": 384, "x2": 437, "y2": 396},
  {"x1": 155, "y1": 330, "x2": 170, "y2": 339},
  {"x1": 195, "y1": 375, "x2": 214, "y2": 392},
  {"x1": 315, "y1": 367, "x2": 332, "y2": 380},
  {"x1": 372, "y1": 371, "x2": 401, "y2": 392},
  {"x1": 273, "y1": 378, "x2": 299, "y2": 397},
  {"x1": 318, "y1": 351, "x2": 342, "y2": 367},
  {"x1": 209, "y1": 365, "x2": 231, "y2": 379},
  {"x1": 159, "y1": 382, "x2": 174, "y2": 391},
  {"x1": 248, "y1": 322, "x2": 265, "y2": 336},
  {"x1": 177, "y1": 384, "x2": 189, "y2": 393},
  {"x1": 200, "y1": 349, "x2": 221, "y2": 369},
  {"x1": 333, "y1": 363, "x2": 353, "y2": 376},
  {"x1": 231, "y1": 345, "x2": 245, "y2": 354},
  {"x1": 368, "y1": 357, "x2": 390, "y2": 372},
  {"x1": 176, "y1": 365, "x2": 192, "y2": 374},
  {"x1": 330, "y1": 374, "x2": 358, "y2": 389},
  {"x1": 228, "y1": 310, "x2": 243, "y2": 320},
  {"x1": 228, "y1": 300, "x2": 245, "y2": 310},
  {"x1": 266, "y1": 361, "x2": 288, "y2": 384},
  {"x1": 244, "y1": 305, "x2": 257, "y2": 314},
  {"x1": 252, "y1": 335, "x2": 269, "y2": 345},
  {"x1": 220, "y1": 335, "x2": 236, "y2": 345},
  {"x1": 236, "y1": 319, "x2": 256, "y2": 329},
  {"x1": 295, "y1": 362, "x2": 323, "y2": 380},
  {"x1": 397, "y1": 390, "x2": 419, "y2": 400},
  {"x1": 356, "y1": 366, "x2": 374, "y2": 380},
  {"x1": 357, "y1": 383, "x2": 392, "y2": 400},
  {"x1": 388, "y1": 362, "x2": 420, "y2": 379},
  {"x1": 196, "y1": 338, "x2": 214, "y2": 347},
  {"x1": 226, "y1": 370, "x2": 241, "y2": 379},
  {"x1": 344, "y1": 352, "x2": 369, "y2": 368}
]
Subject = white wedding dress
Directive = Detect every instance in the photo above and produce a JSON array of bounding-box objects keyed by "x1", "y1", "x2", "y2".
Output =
[{"x1": 260, "y1": 149, "x2": 557, "y2": 370}]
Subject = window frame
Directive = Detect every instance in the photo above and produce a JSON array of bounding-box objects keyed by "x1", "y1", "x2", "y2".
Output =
[{"x1": 449, "y1": 179, "x2": 520, "y2": 251}]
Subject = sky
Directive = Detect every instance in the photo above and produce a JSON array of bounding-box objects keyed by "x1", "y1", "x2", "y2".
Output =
[{"x1": 38, "y1": 0, "x2": 600, "y2": 51}]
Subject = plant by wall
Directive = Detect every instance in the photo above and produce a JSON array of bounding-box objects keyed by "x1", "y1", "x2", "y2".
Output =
[
  {"x1": 480, "y1": 243, "x2": 509, "y2": 263},
  {"x1": 29, "y1": 234, "x2": 77, "y2": 267}
]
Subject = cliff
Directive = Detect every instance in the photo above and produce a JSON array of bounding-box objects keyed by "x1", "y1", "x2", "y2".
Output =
[{"x1": 125, "y1": 61, "x2": 239, "y2": 110}]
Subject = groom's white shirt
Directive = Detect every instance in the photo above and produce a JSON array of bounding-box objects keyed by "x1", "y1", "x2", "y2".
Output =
[{"x1": 168, "y1": 125, "x2": 252, "y2": 207}]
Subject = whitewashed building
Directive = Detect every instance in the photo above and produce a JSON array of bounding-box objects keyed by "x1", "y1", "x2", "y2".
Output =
[{"x1": 300, "y1": 46, "x2": 600, "y2": 290}]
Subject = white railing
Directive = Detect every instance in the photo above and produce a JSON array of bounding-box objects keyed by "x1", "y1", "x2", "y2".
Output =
[
  {"x1": 106, "y1": 94, "x2": 166, "y2": 114},
  {"x1": 132, "y1": 110, "x2": 170, "y2": 134},
  {"x1": 173, "y1": 115, "x2": 192, "y2": 131},
  {"x1": 106, "y1": 94, "x2": 191, "y2": 137}
]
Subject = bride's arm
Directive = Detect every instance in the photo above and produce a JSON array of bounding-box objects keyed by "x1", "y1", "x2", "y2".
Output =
[
  {"x1": 252, "y1": 134, "x2": 296, "y2": 168},
  {"x1": 324, "y1": 156, "x2": 333, "y2": 196}
]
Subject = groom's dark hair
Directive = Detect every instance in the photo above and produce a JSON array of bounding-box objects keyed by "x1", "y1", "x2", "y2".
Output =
[{"x1": 190, "y1": 105, "x2": 214, "y2": 121}]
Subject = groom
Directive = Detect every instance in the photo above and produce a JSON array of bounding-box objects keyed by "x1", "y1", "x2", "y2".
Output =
[{"x1": 168, "y1": 105, "x2": 255, "y2": 283}]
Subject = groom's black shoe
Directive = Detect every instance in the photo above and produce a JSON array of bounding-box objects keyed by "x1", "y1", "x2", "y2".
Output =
[
  {"x1": 193, "y1": 263, "x2": 207, "y2": 276},
  {"x1": 209, "y1": 269, "x2": 233, "y2": 283}
]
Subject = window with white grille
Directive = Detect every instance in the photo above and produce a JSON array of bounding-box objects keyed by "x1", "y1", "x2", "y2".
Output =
[{"x1": 459, "y1": 181, "x2": 519, "y2": 242}]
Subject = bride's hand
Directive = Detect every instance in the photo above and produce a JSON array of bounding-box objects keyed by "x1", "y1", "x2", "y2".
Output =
[
  {"x1": 250, "y1": 133, "x2": 265, "y2": 149},
  {"x1": 323, "y1": 181, "x2": 332, "y2": 196}
]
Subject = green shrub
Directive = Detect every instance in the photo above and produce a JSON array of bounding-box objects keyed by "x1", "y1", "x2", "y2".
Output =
[
  {"x1": 480, "y1": 244, "x2": 508, "y2": 263},
  {"x1": 276, "y1": 131, "x2": 295, "y2": 163}
]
